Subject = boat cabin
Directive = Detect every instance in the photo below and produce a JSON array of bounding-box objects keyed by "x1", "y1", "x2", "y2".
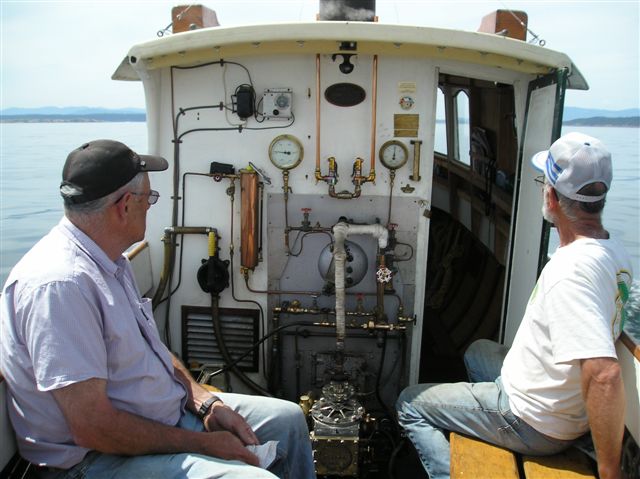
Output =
[{"x1": 2, "y1": 2, "x2": 638, "y2": 477}]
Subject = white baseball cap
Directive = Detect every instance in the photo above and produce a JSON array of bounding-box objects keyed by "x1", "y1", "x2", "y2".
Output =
[{"x1": 531, "y1": 132, "x2": 612, "y2": 202}]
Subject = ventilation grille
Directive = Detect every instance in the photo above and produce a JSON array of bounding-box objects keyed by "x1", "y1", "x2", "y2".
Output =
[{"x1": 182, "y1": 306, "x2": 259, "y2": 372}]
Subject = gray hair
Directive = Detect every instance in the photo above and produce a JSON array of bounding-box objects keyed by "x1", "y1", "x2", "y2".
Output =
[
  {"x1": 555, "y1": 182, "x2": 607, "y2": 223},
  {"x1": 64, "y1": 173, "x2": 145, "y2": 222}
]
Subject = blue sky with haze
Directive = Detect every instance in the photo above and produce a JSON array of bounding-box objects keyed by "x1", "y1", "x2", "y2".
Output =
[{"x1": 1, "y1": 1, "x2": 638, "y2": 111}]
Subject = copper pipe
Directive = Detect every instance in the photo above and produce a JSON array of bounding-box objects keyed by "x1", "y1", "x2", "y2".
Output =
[
  {"x1": 244, "y1": 272, "x2": 320, "y2": 296},
  {"x1": 367, "y1": 54, "x2": 378, "y2": 182},
  {"x1": 240, "y1": 170, "x2": 259, "y2": 270},
  {"x1": 273, "y1": 306, "x2": 376, "y2": 318},
  {"x1": 315, "y1": 54, "x2": 322, "y2": 181}
]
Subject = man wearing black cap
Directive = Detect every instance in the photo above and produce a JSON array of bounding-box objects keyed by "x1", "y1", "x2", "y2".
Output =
[
  {"x1": 0, "y1": 140, "x2": 315, "y2": 478},
  {"x1": 396, "y1": 132, "x2": 632, "y2": 479}
]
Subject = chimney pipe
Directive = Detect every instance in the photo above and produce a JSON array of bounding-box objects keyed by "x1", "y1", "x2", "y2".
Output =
[{"x1": 319, "y1": 0, "x2": 376, "y2": 22}]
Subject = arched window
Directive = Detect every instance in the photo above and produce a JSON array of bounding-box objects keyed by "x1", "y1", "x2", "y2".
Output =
[
  {"x1": 434, "y1": 87, "x2": 447, "y2": 155},
  {"x1": 454, "y1": 90, "x2": 471, "y2": 166}
]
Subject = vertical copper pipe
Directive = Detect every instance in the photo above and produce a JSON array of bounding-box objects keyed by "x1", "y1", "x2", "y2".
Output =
[
  {"x1": 240, "y1": 170, "x2": 259, "y2": 270},
  {"x1": 315, "y1": 54, "x2": 322, "y2": 180},
  {"x1": 369, "y1": 55, "x2": 378, "y2": 176}
]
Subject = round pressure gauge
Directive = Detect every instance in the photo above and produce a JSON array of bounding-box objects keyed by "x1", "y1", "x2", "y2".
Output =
[
  {"x1": 379, "y1": 140, "x2": 409, "y2": 170},
  {"x1": 275, "y1": 94, "x2": 290, "y2": 108},
  {"x1": 268, "y1": 134, "x2": 303, "y2": 170}
]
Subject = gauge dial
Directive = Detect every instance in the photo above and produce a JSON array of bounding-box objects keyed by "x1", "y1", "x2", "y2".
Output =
[
  {"x1": 275, "y1": 94, "x2": 290, "y2": 108},
  {"x1": 379, "y1": 140, "x2": 409, "y2": 170},
  {"x1": 268, "y1": 134, "x2": 303, "y2": 170}
]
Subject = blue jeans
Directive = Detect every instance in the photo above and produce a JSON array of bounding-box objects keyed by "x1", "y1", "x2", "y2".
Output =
[
  {"x1": 50, "y1": 393, "x2": 315, "y2": 479},
  {"x1": 396, "y1": 339, "x2": 573, "y2": 479}
]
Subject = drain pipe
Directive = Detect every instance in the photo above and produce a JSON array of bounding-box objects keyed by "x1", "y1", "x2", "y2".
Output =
[{"x1": 332, "y1": 222, "x2": 388, "y2": 355}]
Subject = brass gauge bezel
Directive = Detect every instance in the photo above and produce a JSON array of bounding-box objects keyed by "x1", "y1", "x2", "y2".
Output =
[
  {"x1": 378, "y1": 140, "x2": 409, "y2": 170},
  {"x1": 268, "y1": 134, "x2": 304, "y2": 170}
]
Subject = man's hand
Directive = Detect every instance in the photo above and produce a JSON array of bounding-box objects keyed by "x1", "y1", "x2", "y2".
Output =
[
  {"x1": 51, "y1": 378, "x2": 260, "y2": 467},
  {"x1": 201, "y1": 431, "x2": 260, "y2": 467},
  {"x1": 204, "y1": 402, "x2": 260, "y2": 446}
]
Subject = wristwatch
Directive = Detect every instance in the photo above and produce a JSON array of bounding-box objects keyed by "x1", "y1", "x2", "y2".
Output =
[{"x1": 197, "y1": 395, "x2": 220, "y2": 420}]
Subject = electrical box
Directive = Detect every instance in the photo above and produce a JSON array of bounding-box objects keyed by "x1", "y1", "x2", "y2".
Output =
[
  {"x1": 235, "y1": 85, "x2": 255, "y2": 120},
  {"x1": 262, "y1": 88, "x2": 293, "y2": 121}
]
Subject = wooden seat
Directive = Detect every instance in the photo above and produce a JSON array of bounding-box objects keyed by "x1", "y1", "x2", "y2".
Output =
[
  {"x1": 450, "y1": 432, "x2": 597, "y2": 479},
  {"x1": 522, "y1": 449, "x2": 597, "y2": 479},
  {"x1": 451, "y1": 432, "x2": 519, "y2": 478}
]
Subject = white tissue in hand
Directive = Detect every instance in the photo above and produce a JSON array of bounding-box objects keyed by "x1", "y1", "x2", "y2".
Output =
[{"x1": 246, "y1": 440, "x2": 279, "y2": 469}]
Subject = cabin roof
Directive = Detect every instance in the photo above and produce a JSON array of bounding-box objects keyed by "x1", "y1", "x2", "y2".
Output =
[{"x1": 112, "y1": 21, "x2": 587, "y2": 90}]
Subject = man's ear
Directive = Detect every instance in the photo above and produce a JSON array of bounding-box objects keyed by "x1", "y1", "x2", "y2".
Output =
[{"x1": 113, "y1": 192, "x2": 130, "y2": 219}]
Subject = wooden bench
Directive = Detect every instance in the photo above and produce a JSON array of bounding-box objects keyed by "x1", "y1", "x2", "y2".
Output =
[{"x1": 450, "y1": 432, "x2": 597, "y2": 479}]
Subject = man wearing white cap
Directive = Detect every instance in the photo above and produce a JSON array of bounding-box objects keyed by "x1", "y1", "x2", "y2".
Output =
[{"x1": 397, "y1": 132, "x2": 632, "y2": 479}]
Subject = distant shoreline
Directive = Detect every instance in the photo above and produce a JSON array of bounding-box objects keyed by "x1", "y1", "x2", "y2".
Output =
[
  {"x1": 2, "y1": 114, "x2": 639, "y2": 127},
  {"x1": 562, "y1": 116, "x2": 639, "y2": 127},
  {"x1": 0, "y1": 114, "x2": 146, "y2": 123}
]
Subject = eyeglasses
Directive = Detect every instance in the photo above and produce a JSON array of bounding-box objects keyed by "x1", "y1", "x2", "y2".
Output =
[
  {"x1": 130, "y1": 190, "x2": 160, "y2": 205},
  {"x1": 534, "y1": 175, "x2": 546, "y2": 187}
]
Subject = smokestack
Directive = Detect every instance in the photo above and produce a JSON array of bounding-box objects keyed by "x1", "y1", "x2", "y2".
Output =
[{"x1": 319, "y1": 0, "x2": 376, "y2": 22}]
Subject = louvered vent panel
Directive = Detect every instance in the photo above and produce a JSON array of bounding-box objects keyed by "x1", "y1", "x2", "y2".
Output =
[{"x1": 182, "y1": 307, "x2": 258, "y2": 371}]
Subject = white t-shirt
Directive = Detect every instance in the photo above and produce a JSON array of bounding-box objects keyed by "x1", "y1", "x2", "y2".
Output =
[{"x1": 501, "y1": 237, "x2": 633, "y2": 440}]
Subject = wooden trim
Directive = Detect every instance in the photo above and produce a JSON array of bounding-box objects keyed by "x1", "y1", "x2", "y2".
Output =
[
  {"x1": 125, "y1": 240, "x2": 149, "y2": 261},
  {"x1": 621, "y1": 331, "x2": 640, "y2": 362}
]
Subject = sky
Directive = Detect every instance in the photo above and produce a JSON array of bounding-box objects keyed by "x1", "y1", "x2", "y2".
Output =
[{"x1": 1, "y1": 0, "x2": 639, "y2": 111}]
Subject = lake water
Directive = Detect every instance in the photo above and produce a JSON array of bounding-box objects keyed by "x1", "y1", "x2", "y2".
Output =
[{"x1": 1, "y1": 123, "x2": 639, "y2": 333}]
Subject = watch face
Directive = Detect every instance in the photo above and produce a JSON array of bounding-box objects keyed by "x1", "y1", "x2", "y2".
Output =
[
  {"x1": 379, "y1": 140, "x2": 408, "y2": 170},
  {"x1": 269, "y1": 135, "x2": 303, "y2": 170}
]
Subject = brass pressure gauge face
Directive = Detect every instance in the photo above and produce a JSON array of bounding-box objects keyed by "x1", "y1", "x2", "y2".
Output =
[
  {"x1": 268, "y1": 134, "x2": 303, "y2": 170},
  {"x1": 379, "y1": 140, "x2": 409, "y2": 170}
]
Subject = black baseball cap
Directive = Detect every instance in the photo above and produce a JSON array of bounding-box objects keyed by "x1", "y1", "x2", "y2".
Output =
[{"x1": 60, "y1": 139, "x2": 168, "y2": 204}]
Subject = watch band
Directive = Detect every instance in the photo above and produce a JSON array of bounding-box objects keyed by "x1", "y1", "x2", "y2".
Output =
[{"x1": 197, "y1": 395, "x2": 219, "y2": 419}]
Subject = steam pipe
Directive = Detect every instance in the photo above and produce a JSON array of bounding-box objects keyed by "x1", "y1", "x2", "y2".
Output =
[
  {"x1": 376, "y1": 254, "x2": 387, "y2": 322},
  {"x1": 315, "y1": 54, "x2": 378, "y2": 190},
  {"x1": 332, "y1": 222, "x2": 389, "y2": 350},
  {"x1": 152, "y1": 226, "x2": 219, "y2": 309},
  {"x1": 368, "y1": 54, "x2": 378, "y2": 181},
  {"x1": 315, "y1": 54, "x2": 322, "y2": 182}
]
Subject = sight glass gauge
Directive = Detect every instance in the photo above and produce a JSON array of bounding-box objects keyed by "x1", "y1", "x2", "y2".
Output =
[
  {"x1": 379, "y1": 140, "x2": 409, "y2": 170},
  {"x1": 268, "y1": 134, "x2": 303, "y2": 170}
]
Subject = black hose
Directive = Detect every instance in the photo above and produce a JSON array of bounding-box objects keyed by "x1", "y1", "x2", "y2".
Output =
[
  {"x1": 375, "y1": 330, "x2": 402, "y2": 441},
  {"x1": 387, "y1": 437, "x2": 407, "y2": 479},
  {"x1": 210, "y1": 294, "x2": 272, "y2": 396},
  {"x1": 207, "y1": 321, "x2": 323, "y2": 380}
]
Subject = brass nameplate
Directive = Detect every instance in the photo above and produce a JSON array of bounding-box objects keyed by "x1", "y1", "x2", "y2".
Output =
[{"x1": 394, "y1": 114, "x2": 419, "y2": 137}]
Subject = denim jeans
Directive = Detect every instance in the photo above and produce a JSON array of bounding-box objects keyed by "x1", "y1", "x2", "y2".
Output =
[
  {"x1": 46, "y1": 393, "x2": 316, "y2": 479},
  {"x1": 396, "y1": 339, "x2": 574, "y2": 479}
]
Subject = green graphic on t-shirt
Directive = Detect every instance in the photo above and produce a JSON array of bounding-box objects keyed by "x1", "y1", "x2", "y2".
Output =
[{"x1": 616, "y1": 271, "x2": 631, "y2": 332}]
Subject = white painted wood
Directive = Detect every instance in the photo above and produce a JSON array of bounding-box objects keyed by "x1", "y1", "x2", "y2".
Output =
[
  {"x1": 503, "y1": 81, "x2": 557, "y2": 346},
  {"x1": 616, "y1": 341, "x2": 640, "y2": 442}
]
